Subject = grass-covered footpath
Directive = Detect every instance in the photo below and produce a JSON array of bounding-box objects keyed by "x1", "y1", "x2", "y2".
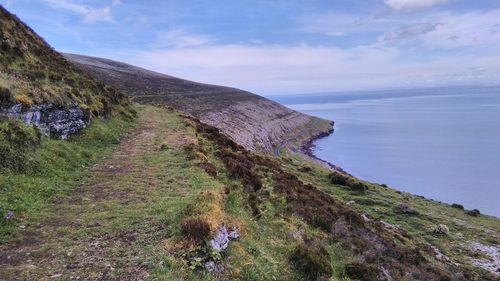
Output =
[
  {"x1": 0, "y1": 105, "x2": 229, "y2": 280},
  {"x1": 0, "y1": 111, "x2": 137, "y2": 242}
]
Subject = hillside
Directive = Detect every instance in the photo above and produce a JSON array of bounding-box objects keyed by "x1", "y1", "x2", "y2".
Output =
[
  {"x1": 1, "y1": 105, "x2": 499, "y2": 280},
  {"x1": 0, "y1": 6, "x2": 133, "y2": 175},
  {"x1": 63, "y1": 53, "x2": 332, "y2": 153},
  {"x1": 0, "y1": 6, "x2": 132, "y2": 140},
  {"x1": 0, "y1": 5, "x2": 499, "y2": 281}
]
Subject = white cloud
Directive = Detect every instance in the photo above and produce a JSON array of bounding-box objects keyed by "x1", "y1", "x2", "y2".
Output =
[
  {"x1": 382, "y1": 22, "x2": 443, "y2": 41},
  {"x1": 384, "y1": 0, "x2": 448, "y2": 11},
  {"x1": 379, "y1": 9, "x2": 500, "y2": 49},
  {"x1": 102, "y1": 43, "x2": 500, "y2": 94},
  {"x1": 154, "y1": 28, "x2": 214, "y2": 48},
  {"x1": 42, "y1": 0, "x2": 119, "y2": 23}
]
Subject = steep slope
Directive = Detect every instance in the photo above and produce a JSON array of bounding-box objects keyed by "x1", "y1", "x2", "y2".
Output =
[
  {"x1": 63, "y1": 53, "x2": 332, "y2": 153},
  {"x1": 0, "y1": 6, "x2": 131, "y2": 139}
]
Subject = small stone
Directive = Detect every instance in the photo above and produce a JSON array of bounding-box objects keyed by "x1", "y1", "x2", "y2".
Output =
[
  {"x1": 3, "y1": 211, "x2": 13, "y2": 221},
  {"x1": 432, "y1": 224, "x2": 449, "y2": 235},
  {"x1": 394, "y1": 202, "x2": 418, "y2": 215},
  {"x1": 19, "y1": 225, "x2": 26, "y2": 229},
  {"x1": 209, "y1": 226, "x2": 239, "y2": 252},
  {"x1": 204, "y1": 261, "x2": 224, "y2": 274}
]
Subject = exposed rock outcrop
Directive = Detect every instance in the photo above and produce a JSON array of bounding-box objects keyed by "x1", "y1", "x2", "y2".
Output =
[{"x1": 0, "y1": 103, "x2": 87, "y2": 139}]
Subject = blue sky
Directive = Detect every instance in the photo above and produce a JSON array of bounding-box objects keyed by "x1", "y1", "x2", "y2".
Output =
[{"x1": 2, "y1": 0, "x2": 500, "y2": 94}]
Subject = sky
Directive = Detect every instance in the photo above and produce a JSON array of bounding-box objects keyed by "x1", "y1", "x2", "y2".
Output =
[{"x1": 2, "y1": 0, "x2": 500, "y2": 95}]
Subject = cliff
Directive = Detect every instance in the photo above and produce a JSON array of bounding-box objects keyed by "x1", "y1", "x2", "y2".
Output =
[{"x1": 63, "y1": 53, "x2": 332, "y2": 153}]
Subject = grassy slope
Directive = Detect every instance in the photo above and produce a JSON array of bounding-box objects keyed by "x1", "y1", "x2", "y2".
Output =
[
  {"x1": 1, "y1": 105, "x2": 498, "y2": 281},
  {"x1": 0, "y1": 111, "x2": 137, "y2": 242},
  {"x1": 0, "y1": 6, "x2": 129, "y2": 116},
  {"x1": 280, "y1": 154, "x2": 500, "y2": 278}
]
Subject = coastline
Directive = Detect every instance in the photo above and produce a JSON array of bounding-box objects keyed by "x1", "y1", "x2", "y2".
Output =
[
  {"x1": 298, "y1": 121, "x2": 349, "y2": 174},
  {"x1": 299, "y1": 121, "x2": 500, "y2": 219}
]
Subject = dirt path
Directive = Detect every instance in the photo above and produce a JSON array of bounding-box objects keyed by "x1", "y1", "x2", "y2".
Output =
[{"x1": 0, "y1": 106, "x2": 193, "y2": 281}]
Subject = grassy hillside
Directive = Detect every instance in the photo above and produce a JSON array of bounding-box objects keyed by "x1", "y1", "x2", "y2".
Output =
[
  {"x1": 1, "y1": 105, "x2": 498, "y2": 280},
  {"x1": 0, "y1": 5, "x2": 498, "y2": 281},
  {"x1": 0, "y1": 6, "x2": 130, "y2": 117},
  {"x1": 0, "y1": 6, "x2": 135, "y2": 173},
  {"x1": 64, "y1": 53, "x2": 332, "y2": 153}
]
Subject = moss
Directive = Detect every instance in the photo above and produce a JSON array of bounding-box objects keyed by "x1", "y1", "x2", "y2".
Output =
[{"x1": 290, "y1": 242, "x2": 333, "y2": 279}]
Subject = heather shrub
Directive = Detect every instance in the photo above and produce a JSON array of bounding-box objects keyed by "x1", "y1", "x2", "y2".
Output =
[
  {"x1": 290, "y1": 242, "x2": 332, "y2": 279},
  {"x1": 0, "y1": 85, "x2": 14, "y2": 107},
  {"x1": 466, "y1": 209, "x2": 480, "y2": 217}
]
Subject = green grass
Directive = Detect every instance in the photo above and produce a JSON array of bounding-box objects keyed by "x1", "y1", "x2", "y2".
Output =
[
  {"x1": 1, "y1": 105, "x2": 499, "y2": 281},
  {"x1": 1, "y1": 6, "x2": 130, "y2": 116},
  {"x1": 0, "y1": 113, "x2": 136, "y2": 242},
  {"x1": 280, "y1": 152, "x2": 500, "y2": 276}
]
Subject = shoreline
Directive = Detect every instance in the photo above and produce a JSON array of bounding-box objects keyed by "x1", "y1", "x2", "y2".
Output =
[{"x1": 299, "y1": 121, "x2": 349, "y2": 174}]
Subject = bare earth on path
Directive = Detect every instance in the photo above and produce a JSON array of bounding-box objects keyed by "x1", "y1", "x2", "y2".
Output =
[{"x1": 0, "y1": 106, "x2": 195, "y2": 281}]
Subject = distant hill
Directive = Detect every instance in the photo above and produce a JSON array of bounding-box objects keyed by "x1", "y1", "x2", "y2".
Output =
[{"x1": 64, "y1": 53, "x2": 332, "y2": 153}]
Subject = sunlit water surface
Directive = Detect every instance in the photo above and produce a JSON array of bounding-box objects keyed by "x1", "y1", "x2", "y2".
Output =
[{"x1": 270, "y1": 87, "x2": 500, "y2": 217}]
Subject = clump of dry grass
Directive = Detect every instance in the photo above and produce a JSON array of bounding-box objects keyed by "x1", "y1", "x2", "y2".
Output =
[
  {"x1": 181, "y1": 190, "x2": 224, "y2": 241},
  {"x1": 14, "y1": 93, "x2": 33, "y2": 108}
]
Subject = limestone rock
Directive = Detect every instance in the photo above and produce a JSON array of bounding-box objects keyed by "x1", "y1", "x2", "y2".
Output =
[{"x1": 0, "y1": 103, "x2": 87, "y2": 139}]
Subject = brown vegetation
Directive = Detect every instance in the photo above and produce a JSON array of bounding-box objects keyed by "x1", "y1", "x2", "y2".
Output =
[
  {"x1": 290, "y1": 242, "x2": 333, "y2": 279},
  {"x1": 188, "y1": 116, "x2": 483, "y2": 280},
  {"x1": 181, "y1": 190, "x2": 224, "y2": 241}
]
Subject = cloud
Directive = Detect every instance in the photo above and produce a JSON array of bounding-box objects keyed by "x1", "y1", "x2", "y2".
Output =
[
  {"x1": 379, "y1": 9, "x2": 500, "y2": 49},
  {"x1": 296, "y1": 12, "x2": 405, "y2": 37},
  {"x1": 384, "y1": 0, "x2": 448, "y2": 11},
  {"x1": 102, "y1": 43, "x2": 500, "y2": 94},
  {"x1": 382, "y1": 22, "x2": 443, "y2": 41},
  {"x1": 42, "y1": 0, "x2": 119, "y2": 23},
  {"x1": 154, "y1": 28, "x2": 214, "y2": 48}
]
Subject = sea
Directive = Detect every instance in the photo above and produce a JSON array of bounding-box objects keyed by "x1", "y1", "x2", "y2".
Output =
[{"x1": 269, "y1": 87, "x2": 500, "y2": 217}]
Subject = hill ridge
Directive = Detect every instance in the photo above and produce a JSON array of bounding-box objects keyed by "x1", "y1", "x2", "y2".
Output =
[{"x1": 64, "y1": 53, "x2": 333, "y2": 154}]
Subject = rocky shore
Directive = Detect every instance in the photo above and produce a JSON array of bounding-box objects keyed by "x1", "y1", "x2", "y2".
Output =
[{"x1": 296, "y1": 120, "x2": 348, "y2": 173}]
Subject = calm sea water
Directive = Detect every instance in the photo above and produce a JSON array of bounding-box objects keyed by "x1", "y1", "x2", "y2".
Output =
[{"x1": 270, "y1": 87, "x2": 500, "y2": 217}]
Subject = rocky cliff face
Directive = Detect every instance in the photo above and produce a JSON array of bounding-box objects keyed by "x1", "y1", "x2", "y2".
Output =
[
  {"x1": 0, "y1": 103, "x2": 87, "y2": 139},
  {"x1": 64, "y1": 53, "x2": 332, "y2": 153}
]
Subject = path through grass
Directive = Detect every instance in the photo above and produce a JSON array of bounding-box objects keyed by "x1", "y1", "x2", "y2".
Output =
[{"x1": 0, "y1": 105, "x2": 221, "y2": 280}]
